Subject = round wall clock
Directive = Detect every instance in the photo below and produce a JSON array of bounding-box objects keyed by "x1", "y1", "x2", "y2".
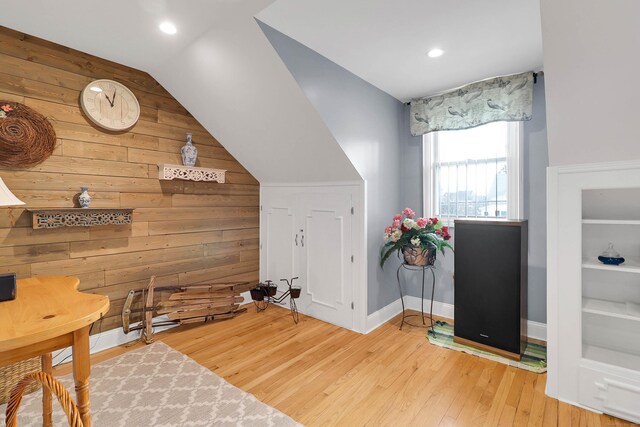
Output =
[{"x1": 80, "y1": 79, "x2": 140, "y2": 131}]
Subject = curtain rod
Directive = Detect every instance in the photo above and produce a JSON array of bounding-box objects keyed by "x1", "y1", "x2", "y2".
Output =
[{"x1": 405, "y1": 71, "x2": 542, "y2": 106}]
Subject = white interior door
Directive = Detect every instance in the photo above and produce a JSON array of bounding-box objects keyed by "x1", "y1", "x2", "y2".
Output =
[
  {"x1": 296, "y1": 191, "x2": 353, "y2": 329},
  {"x1": 261, "y1": 192, "x2": 297, "y2": 292}
]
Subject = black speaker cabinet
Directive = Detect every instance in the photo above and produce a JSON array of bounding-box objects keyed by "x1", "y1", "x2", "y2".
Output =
[
  {"x1": 0, "y1": 273, "x2": 17, "y2": 302},
  {"x1": 453, "y1": 219, "x2": 527, "y2": 360}
]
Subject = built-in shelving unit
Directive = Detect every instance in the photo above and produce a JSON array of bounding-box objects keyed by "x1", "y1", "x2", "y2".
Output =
[
  {"x1": 578, "y1": 187, "x2": 640, "y2": 420},
  {"x1": 28, "y1": 208, "x2": 134, "y2": 229},
  {"x1": 550, "y1": 164, "x2": 640, "y2": 424},
  {"x1": 158, "y1": 164, "x2": 226, "y2": 183}
]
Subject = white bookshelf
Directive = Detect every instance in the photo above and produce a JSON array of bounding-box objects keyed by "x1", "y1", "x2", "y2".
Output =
[{"x1": 549, "y1": 164, "x2": 640, "y2": 424}]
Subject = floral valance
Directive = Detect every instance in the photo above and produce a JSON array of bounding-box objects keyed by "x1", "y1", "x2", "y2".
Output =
[{"x1": 410, "y1": 72, "x2": 533, "y2": 136}]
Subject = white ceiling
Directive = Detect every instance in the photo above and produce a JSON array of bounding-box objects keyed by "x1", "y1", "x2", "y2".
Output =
[
  {"x1": 257, "y1": 0, "x2": 544, "y2": 101},
  {"x1": 0, "y1": 0, "x2": 235, "y2": 72},
  {"x1": 0, "y1": 0, "x2": 361, "y2": 183}
]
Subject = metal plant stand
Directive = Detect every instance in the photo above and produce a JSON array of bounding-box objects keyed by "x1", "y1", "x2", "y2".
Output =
[{"x1": 396, "y1": 263, "x2": 436, "y2": 332}]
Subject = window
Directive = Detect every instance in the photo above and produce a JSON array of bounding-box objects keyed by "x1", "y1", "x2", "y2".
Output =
[{"x1": 423, "y1": 121, "x2": 522, "y2": 224}]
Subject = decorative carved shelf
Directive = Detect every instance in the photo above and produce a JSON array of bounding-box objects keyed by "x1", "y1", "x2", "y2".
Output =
[
  {"x1": 28, "y1": 208, "x2": 134, "y2": 229},
  {"x1": 158, "y1": 164, "x2": 226, "y2": 183}
]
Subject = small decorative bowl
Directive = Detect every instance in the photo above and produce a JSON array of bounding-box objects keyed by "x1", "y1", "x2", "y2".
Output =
[{"x1": 597, "y1": 256, "x2": 625, "y2": 265}]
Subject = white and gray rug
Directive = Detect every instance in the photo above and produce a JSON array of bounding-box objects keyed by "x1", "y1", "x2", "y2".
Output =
[{"x1": 1, "y1": 342, "x2": 301, "y2": 427}]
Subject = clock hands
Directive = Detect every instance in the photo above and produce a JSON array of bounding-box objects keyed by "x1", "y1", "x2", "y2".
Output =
[{"x1": 104, "y1": 89, "x2": 116, "y2": 107}]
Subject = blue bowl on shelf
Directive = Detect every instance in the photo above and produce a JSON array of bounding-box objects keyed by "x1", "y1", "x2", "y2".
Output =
[{"x1": 597, "y1": 256, "x2": 625, "y2": 265}]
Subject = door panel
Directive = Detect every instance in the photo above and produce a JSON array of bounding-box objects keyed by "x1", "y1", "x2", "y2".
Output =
[
  {"x1": 262, "y1": 205, "x2": 297, "y2": 292},
  {"x1": 297, "y1": 192, "x2": 353, "y2": 329},
  {"x1": 306, "y1": 209, "x2": 345, "y2": 307}
]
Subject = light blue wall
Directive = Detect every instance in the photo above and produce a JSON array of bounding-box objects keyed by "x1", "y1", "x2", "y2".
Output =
[
  {"x1": 258, "y1": 20, "x2": 549, "y2": 322},
  {"x1": 258, "y1": 21, "x2": 405, "y2": 314},
  {"x1": 523, "y1": 78, "x2": 549, "y2": 323},
  {"x1": 400, "y1": 79, "x2": 549, "y2": 324}
]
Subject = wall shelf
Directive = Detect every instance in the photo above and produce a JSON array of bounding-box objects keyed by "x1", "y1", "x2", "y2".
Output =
[
  {"x1": 583, "y1": 344, "x2": 640, "y2": 372},
  {"x1": 583, "y1": 219, "x2": 640, "y2": 225},
  {"x1": 582, "y1": 258, "x2": 640, "y2": 274},
  {"x1": 583, "y1": 297, "x2": 640, "y2": 322},
  {"x1": 28, "y1": 208, "x2": 134, "y2": 229},
  {"x1": 158, "y1": 164, "x2": 226, "y2": 183}
]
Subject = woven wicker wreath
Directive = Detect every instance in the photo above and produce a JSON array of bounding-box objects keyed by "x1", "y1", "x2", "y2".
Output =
[{"x1": 0, "y1": 101, "x2": 57, "y2": 168}]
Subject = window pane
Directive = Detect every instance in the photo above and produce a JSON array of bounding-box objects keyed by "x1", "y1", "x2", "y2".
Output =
[{"x1": 433, "y1": 121, "x2": 509, "y2": 220}]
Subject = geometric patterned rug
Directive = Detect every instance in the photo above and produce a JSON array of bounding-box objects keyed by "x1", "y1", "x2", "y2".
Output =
[
  {"x1": 427, "y1": 321, "x2": 547, "y2": 373},
  {"x1": 0, "y1": 342, "x2": 302, "y2": 426}
]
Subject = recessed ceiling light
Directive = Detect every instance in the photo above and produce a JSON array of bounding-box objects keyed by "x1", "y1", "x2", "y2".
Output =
[
  {"x1": 89, "y1": 86, "x2": 102, "y2": 93},
  {"x1": 427, "y1": 48, "x2": 444, "y2": 58},
  {"x1": 159, "y1": 22, "x2": 177, "y2": 35}
]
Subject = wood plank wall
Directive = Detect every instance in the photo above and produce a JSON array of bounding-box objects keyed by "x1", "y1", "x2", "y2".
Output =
[{"x1": 0, "y1": 27, "x2": 259, "y2": 333}]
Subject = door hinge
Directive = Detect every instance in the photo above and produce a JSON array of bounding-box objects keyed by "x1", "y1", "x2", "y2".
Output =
[
  {"x1": 260, "y1": 205, "x2": 263, "y2": 211},
  {"x1": 351, "y1": 302, "x2": 354, "y2": 309},
  {"x1": 351, "y1": 207, "x2": 354, "y2": 215},
  {"x1": 351, "y1": 255, "x2": 354, "y2": 263},
  {"x1": 260, "y1": 244, "x2": 262, "y2": 250}
]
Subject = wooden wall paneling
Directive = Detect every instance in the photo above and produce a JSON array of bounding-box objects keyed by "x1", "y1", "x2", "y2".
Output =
[
  {"x1": 103, "y1": 253, "x2": 241, "y2": 286},
  {"x1": 54, "y1": 122, "x2": 160, "y2": 150},
  {"x1": 69, "y1": 231, "x2": 224, "y2": 258},
  {"x1": 133, "y1": 206, "x2": 259, "y2": 222},
  {"x1": 147, "y1": 217, "x2": 257, "y2": 236},
  {"x1": 0, "y1": 27, "x2": 259, "y2": 332},
  {"x1": 0, "y1": 208, "x2": 32, "y2": 228},
  {"x1": 182, "y1": 182, "x2": 260, "y2": 196}
]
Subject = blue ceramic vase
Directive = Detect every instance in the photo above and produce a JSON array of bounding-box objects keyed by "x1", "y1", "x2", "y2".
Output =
[{"x1": 181, "y1": 133, "x2": 197, "y2": 167}]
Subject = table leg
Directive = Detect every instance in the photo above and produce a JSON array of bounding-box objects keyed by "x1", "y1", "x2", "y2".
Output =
[
  {"x1": 41, "y1": 353, "x2": 53, "y2": 427},
  {"x1": 397, "y1": 264, "x2": 406, "y2": 330},
  {"x1": 72, "y1": 325, "x2": 92, "y2": 427}
]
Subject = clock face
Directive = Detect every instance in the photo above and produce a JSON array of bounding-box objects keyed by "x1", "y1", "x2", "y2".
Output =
[{"x1": 80, "y1": 79, "x2": 140, "y2": 131}]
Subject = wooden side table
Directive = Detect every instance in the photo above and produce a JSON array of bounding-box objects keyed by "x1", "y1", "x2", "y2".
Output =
[{"x1": 0, "y1": 276, "x2": 109, "y2": 427}]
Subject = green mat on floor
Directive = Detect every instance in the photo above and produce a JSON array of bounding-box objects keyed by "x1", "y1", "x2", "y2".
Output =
[{"x1": 427, "y1": 321, "x2": 547, "y2": 373}]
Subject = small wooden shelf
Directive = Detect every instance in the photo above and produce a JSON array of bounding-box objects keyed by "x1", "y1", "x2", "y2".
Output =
[
  {"x1": 583, "y1": 219, "x2": 640, "y2": 225},
  {"x1": 582, "y1": 258, "x2": 640, "y2": 274},
  {"x1": 583, "y1": 297, "x2": 640, "y2": 322},
  {"x1": 28, "y1": 208, "x2": 134, "y2": 229},
  {"x1": 158, "y1": 164, "x2": 226, "y2": 183}
]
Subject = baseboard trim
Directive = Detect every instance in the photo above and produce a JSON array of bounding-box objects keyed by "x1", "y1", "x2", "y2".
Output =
[
  {"x1": 52, "y1": 315, "x2": 179, "y2": 366},
  {"x1": 365, "y1": 298, "x2": 404, "y2": 334},
  {"x1": 526, "y1": 320, "x2": 547, "y2": 342},
  {"x1": 365, "y1": 297, "x2": 454, "y2": 334},
  {"x1": 365, "y1": 298, "x2": 547, "y2": 343}
]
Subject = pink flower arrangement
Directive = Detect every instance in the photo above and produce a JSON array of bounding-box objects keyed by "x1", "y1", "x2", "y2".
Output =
[
  {"x1": 381, "y1": 208, "x2": 452, "y2": 268},
  {"x1": 402, "y1": 208, "x2": 415, "y2": 218}
]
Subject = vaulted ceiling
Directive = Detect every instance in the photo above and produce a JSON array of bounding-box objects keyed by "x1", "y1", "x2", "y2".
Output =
[{"x1": 0, "y1": 0, "x2": 543, "y2": 181}]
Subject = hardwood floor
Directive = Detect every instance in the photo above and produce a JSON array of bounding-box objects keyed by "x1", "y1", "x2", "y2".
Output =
[{"x1": 58, "y1": 306, "x2": 637, "y2": 427}]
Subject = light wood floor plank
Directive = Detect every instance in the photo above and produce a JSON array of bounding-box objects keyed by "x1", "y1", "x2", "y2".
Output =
[{"x1": 54, "y1": 307, "x2": 636, "y2": 427}]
